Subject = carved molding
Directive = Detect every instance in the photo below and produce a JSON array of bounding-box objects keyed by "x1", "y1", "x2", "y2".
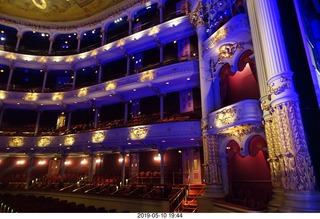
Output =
[{"x1": 273, "y1": 100, "x2": 316, "y2": 191}]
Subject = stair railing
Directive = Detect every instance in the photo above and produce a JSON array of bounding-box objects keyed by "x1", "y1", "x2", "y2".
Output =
[
  {"x1": 167, "y1": 186, "x2": 187, "y2": 212},
  {"x1": 182, "y1": 185, "x2": 205, "y2": 212}
]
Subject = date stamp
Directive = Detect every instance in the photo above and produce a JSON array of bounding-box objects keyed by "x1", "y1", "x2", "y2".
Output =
[{"x1": 136, "y1": 213, "x2": 183, "y2": 218}]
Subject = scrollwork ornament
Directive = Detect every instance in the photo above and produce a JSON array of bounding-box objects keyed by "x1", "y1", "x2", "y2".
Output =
[{"x1": 267, "y1": 76, "x2": 291, "y2": 97}]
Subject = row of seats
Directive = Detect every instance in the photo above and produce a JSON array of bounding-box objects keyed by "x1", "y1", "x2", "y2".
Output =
[
  {"x1": 0, "y1": 112, "x2": 200, "y2": 136},
  {"x1": 0, "y1": 193, "x2": 120, "y2": 213}
]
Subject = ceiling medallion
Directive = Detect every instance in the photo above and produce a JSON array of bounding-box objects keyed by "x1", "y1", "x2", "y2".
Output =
[{"x1": 32, "y1": 0, "x2": 47, "y2": 10}]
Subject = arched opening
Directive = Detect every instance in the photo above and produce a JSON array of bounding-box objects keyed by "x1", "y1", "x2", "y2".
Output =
[
  {"x1": 226, "y1": 136, "x2": 272, "y2": 209},
  {"x1": 219, "y1": 50, "x2": 260, "y2": 107}
]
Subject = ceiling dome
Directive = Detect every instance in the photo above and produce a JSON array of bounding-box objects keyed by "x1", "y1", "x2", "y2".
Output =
[{"x1": 0, "y1": 0, "x2": 125, "y2": 23}]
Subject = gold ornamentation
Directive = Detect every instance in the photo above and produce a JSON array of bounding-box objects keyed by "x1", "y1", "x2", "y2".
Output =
[
  {"x1": 24, "y1": 93, "x2": 38, "y2": 101},
  {"x1": 218, "y1": 42, "x2": 243, "y2": 59},
  {"x1": 52, "y1": 92, "x2": 63, "y2": 101},
  {"x1": 140, "y1": 71, "x2": 155, "y2": 82},
  {"x1": 38, "y1": 137, "x2": 51, "y2": 147},
  {"x1": 92, "y1": 131, "x2": 105, "y2": 143},
  {"x1": 214, "y1": 106, "x2": 237, "y2": 128},
  {"x1": 64, "y1": 135, "x2": 75, "y2": 146},
  {"x1": 189, "y1": 1, "x2": 205, "y2": 27},
  {"x1": 106, "y1": 81, "x2": 117, "y2": 91},
  {"x1": 9, "y1": 137, "x2": 24, "y2": 147},
  {"x1": 273, "y1": 100, "x2": 316, "y2": 191},
  {"x1": 0, "y1": 91, "x2": 7, "y2": 99},
  {"x1": 223, "y1": 124, "x2": 264, "y2": 141},
  {"x1": 209, "y1": 28, "x2": 227, "y2": 48},
  {"x1": 203, "y1": 134, "x2": 222, "y2": 185},
  {"x1": 268, "y1": 76, "x2": 291, "y2": 96},
  {"x1": 77, "y1": 88, "x2": 87, "y2": 97},
  {"x1": 264, "y1": 118, "x2": 282, "y2": 188},
  {"x1": 130, "y1": 126, "x2": 148, "y2": 140}
]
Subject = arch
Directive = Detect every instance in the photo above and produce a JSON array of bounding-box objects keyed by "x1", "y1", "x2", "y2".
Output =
[
  {"x1": 225, "y1": 140, "x2": 241, "y2": 159},
  {"x1": 248, "y1": 135, "x2": 268, "y2": 157},
  {"x1": 218, "y1": 50, "x2": 260, "y2": 107}
]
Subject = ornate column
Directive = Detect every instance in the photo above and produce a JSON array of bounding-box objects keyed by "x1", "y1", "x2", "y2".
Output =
[
  {"x1": 202, "y1": 134, "x2": 224, "y2": 197},
  {"x1": 248, "y1": 0, "x2": 320, "y2": 212},
  {"x1": 189, "y1": 2, "x2": 225, "y2": 211},
  {"x1": 246, "y1": 0, "x2": 284, "y2": 211}
]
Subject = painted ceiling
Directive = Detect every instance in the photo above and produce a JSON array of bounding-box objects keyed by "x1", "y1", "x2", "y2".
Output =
[{"x1": 0, "y1": 0, "x2": 125, "y2": 22}]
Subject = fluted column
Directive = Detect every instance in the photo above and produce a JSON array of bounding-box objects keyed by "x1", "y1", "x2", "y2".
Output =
[
  {"x1": 248, "y1": 0, "x2": 320, "y2": 212},
  {"x1": 247, "y1": 0, "x2": 284, "y2": 211}
]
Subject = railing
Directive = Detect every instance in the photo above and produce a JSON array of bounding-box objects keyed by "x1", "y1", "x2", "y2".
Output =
[
  {"x1": 167, "y1": 186, "x2": 187, "y2": 212},
  {"x1": 181, "y1": 185, "x2": 205, "y2": 213}
]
